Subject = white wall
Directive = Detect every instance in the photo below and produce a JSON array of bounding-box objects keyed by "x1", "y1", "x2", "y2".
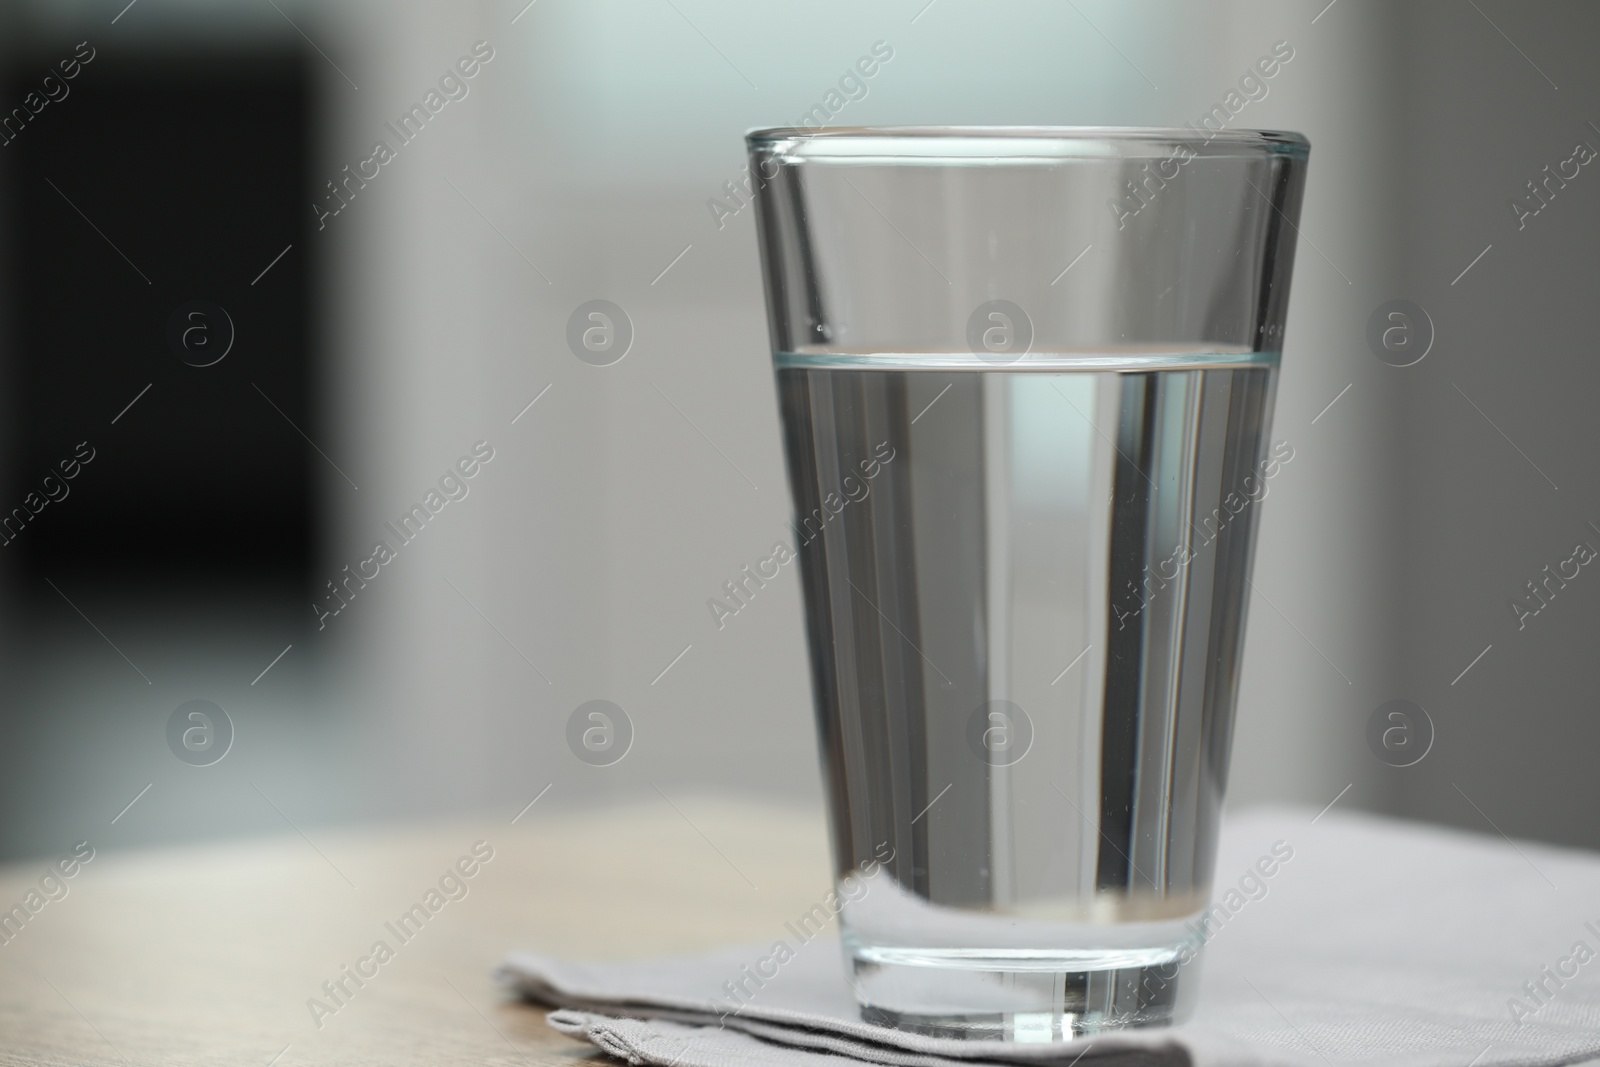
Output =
[
  {"x1": 316, "y1": 0, "x2": 1399, "y2": 823},
  {"x1": 1210, "y1": 1, "x2": 1407, "y2": 816}
]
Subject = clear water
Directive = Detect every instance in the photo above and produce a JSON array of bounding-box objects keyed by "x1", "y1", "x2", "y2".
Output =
[{"x1": 774, "y1": 351, "x2": 1279, "y2": 1038}]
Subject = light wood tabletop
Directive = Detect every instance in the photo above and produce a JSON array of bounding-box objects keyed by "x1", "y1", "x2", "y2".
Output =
[{"x1": 0, "y1": 797, "x2": 833, "y2": 1067}]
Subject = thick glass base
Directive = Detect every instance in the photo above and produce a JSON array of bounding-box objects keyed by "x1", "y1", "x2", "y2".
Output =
[{"x1": 849, "y1": 944, "x2": 1199, "y2": 1040}]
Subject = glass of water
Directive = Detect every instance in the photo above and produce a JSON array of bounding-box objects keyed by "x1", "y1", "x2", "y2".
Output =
[{"x1": 747, "y1": 127, "x2": 1309, "y2": 1039}]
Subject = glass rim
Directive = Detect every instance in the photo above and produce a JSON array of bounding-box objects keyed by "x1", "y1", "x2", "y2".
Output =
[{"x1": 746, "y1": 124, "x2": 1309, "y2": 159}]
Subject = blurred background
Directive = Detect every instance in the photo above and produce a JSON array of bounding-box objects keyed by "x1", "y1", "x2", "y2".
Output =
[{"x1": 0, "y1": 0, "x2": 1595, "y2": 863}]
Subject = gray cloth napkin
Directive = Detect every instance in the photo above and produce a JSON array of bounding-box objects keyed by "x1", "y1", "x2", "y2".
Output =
[{"x1": 497, "y1": 808, "x2": 1600, "y2": 1067}]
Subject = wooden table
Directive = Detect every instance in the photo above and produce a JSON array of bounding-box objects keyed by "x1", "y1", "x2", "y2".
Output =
[{"x1": 0, "y1": 798, "x2": 833, "y2": 1067}]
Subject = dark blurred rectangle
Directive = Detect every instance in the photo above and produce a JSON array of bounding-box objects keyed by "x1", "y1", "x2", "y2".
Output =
[{"x1": 1, "y1": 41, "x2": 317, "y2": 584}]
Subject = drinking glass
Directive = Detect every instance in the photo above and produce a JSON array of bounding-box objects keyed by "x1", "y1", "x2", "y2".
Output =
[{"x1": 747, "y1": 127, "x2": 1309, "y2": 1039}]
